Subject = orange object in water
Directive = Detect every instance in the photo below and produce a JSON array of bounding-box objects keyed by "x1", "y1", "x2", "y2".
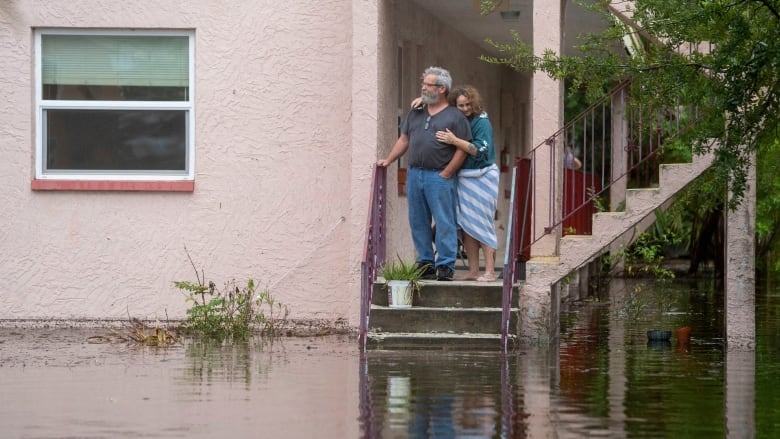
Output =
[{"x1": 676, "y1": 326, "x2": 692, "y2": 353}]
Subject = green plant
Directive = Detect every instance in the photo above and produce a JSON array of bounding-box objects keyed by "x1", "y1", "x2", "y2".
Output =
[
  {"x1": 587, "y1": 186, "x2": 608, "y2": 213},
  {"x1": 617, "y1": 286, "x2": 648, "y2": 323},
  {"x1": 254, "y1": 288, "x2": 290, "y2": 337},
  {"x1": 174, "y1": 247, "x2": 289, "y2": 341},
  {"x1": 379, "y1": 255, "x2": 425, "y2": 295}
]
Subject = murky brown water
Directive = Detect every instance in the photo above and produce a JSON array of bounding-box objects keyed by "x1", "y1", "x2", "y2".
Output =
[
  {"x1": 2, "y1": 276, "x2": 779, "y2": 438},
  {"x1": 0, "y1": 331, "x2": 362, "y2": 438}
]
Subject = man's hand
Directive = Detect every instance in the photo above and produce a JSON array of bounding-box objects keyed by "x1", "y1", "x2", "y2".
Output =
[{"x1": 376, "y1": 158, "x2": 392, "y2": 167}]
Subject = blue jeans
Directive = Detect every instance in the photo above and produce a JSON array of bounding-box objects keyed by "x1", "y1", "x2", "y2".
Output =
[{"x1": 406, "y1": 167, "x2": 458, "y2": 270}]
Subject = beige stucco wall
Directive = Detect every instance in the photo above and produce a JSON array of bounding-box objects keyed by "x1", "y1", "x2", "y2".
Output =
[
  {"x1": 0, "y1": 0, "x2": 533, "y2": 328},
  {"x1": 0, "y1": 1, "x2": 362, "y2": 325}
]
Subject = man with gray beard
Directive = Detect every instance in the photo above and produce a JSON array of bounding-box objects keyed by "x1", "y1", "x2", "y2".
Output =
[{"x1": 377, "y1": 66, "x2": 472, "y2": 281}]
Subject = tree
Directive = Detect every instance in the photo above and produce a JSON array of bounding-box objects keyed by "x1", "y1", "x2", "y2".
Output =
[{"x1": 481, "y1": 0, "x2": 780, "y2": 209}]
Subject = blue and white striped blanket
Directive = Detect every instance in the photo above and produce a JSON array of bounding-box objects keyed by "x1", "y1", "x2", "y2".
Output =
[{"x1": 457, "y1": 163, "x2": 499, "y2": 249}]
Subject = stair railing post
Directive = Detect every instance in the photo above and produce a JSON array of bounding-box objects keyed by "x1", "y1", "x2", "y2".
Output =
[
  {"x1": 608, "y1": 86, "x2": 629, "y2": 271},
  {"x1": 359, "y1": 165, "x2": 386, "y2": 350},
  {"x1": 531, "y1": 136, "x2": 562, "y2": 258},
  {"x1": 501, "y1": 166, "x2": 519, "y2": 350}
]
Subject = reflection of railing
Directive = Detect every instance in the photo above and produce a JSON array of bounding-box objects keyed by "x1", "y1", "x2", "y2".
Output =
[
  {"x1": 500, "y1": 80, "x2": 701, "y2": 349},
  {"x1": 358, "y1": 350, "x2": 516, "y2": 436},
  {"x1": 359, "y1": 165, "x2": 387, "y2": 350}
]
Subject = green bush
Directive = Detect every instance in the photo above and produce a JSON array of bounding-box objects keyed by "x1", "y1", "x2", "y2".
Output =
[{"x1": 174, "y1": 248, "x2": 289, "y2": 341}]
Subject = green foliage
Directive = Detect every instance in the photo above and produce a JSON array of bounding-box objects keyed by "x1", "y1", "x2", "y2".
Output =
[
  {"x1": 618, "y1": 286, "x2": 648, "y2": 322},
  {"x1": 757, "y1": 136, "x2": 780, "y2": 272},
  {"x1": 480, "y1": 0, "x2": 780, "y2": 209},
  {"x1": 380, "y1": 255, "x2": 425, "y2": 295},
  {"x1": 657, "y1": 139, "x2": 693, "y2": 165},
  {"x1": 587, "y1": 186, "x2": 608, "y2": 212},
  {"x1": 174, "y1": 248, "x2": 289, "y2": 341},
  {"x1": 608, "y1": 247, "x2": 675, "y2": 325},
  {"x1": 380, "y1": 256, "x2": 425, "y2": 281},
  {"x1": 176, "y1": 278, "x2": 286, "y2": 341},
  {"x1": 601, "y1": 225, "x2": 676, "y2": 281}
]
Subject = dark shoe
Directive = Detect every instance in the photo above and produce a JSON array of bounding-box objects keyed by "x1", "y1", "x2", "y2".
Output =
[
  {"x1": 436, "y1": 266, "x2": 454, "y2": 281},
  {"x1": 416, "y1": 261, "x2": 436, "y2": 280}
]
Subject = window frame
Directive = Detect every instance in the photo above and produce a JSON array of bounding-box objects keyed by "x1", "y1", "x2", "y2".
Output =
[{"x1": 33, "y1": 28, "x2": 196, "y2": 191}]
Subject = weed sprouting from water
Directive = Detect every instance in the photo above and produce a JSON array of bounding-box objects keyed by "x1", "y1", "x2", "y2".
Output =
[{"x1": 174, "y1": 247, "x2": 289, "y2": 342}]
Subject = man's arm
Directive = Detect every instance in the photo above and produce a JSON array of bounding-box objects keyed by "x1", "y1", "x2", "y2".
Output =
[{"x1": 377, "y1": 134, "x2": 409, "y2": 167}]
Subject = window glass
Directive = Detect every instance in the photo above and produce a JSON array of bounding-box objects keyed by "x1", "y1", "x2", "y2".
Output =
[
  {"x1": 45, "y1": 109, "x2": 186, "y2": 172},
  {"x1": 42, "y1": 35, "x2": 188, "y2": 101},
  {"x1": 36, "y1": 30, "x2": 194, "y2": 181}
]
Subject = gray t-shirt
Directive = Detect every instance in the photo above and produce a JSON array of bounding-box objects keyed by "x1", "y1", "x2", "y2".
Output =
[{"x1": 401, "y1": 105, "x2": 472, "y2": 169}]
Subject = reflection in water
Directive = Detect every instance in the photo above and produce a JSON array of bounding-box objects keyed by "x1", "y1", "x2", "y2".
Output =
[
  {"x1": 357, "y1": 277, "x2": 779, "y2": 438},
  {"x1": 179, "y1": 337, "x2": 275, "y2": 390},
  {"x1": 359, "y1": 350, "x2": 511, "y2": 438},
  {"x1": 2, "y1": 277, "x2": 780, "y2": 437}
]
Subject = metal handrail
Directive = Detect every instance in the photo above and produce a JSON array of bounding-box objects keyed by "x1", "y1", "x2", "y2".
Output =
[
  {"x1": 359, "y1": 165, "x2": 387, "y2": 350},
  {"x1": 517, "y1": 80, "x2": 701, "y2": 258}
]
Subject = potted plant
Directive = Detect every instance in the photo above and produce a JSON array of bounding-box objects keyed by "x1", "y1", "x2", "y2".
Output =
[{"x1": 379, "y1": 256, "x2": 424, "y2": 308}]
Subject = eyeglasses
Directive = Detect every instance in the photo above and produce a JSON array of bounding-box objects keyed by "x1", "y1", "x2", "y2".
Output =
[
  {"x1": 425, "y1": 115, "x2": 431, "y2": 130},
  {"x1": 421, "y1": 82, "x2": 440, "y2": 88}
]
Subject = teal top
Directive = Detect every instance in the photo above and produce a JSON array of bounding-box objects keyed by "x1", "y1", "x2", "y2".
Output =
[{"x1": 461, "y1": 112, "x2": 496, "y2": 170}]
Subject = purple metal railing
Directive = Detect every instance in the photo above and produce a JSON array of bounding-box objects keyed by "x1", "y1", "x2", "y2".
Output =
[
  {"x1": 500, "y1": 80, "x2": 701, "y2": 349},
  {"x1": 359, "y1": 165, "x2": 387, "y2": 350}
]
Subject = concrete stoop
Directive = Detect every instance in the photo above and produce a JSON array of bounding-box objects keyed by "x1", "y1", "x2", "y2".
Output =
[{"x1": 366, "y1": 279, "x2": 520, "y2": 350}]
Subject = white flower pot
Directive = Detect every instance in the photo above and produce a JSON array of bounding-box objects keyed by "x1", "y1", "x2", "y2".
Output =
[{"x1": 387, "y1": 280, "x2": 414, "y2": 308}]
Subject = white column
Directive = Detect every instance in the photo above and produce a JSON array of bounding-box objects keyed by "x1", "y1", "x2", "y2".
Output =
[
  {"x1": 608, "y1": 88, "x2": 629, "y2": 272},
  {"x1": 609, "y1": 88, "x2": 628, "y2": 210},
  {"x1": 725, "y1": 151, "x2": 755, "y2": 349},
  {"x1": 350, "y1": 0, "x2": 382, "y2": 326},
  {"x1": 530, "y1": 0, "x2": 564, "y2": 257}
]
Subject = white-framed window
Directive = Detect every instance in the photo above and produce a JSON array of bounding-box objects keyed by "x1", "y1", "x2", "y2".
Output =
[{"x1": 34, "y1": 29, "x2": 195, "y2": 184}]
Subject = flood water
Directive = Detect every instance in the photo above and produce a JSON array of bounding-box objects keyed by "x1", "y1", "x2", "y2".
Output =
[{"x1": 2, "y1": 276, "x2": 779, "y2": 438}]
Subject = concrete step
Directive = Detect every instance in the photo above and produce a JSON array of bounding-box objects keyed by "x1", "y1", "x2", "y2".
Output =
[
  {"x1": 365, "y1": 332, "x2": 516, "y2": 350},
  {"x1": 367, "y1": 279, "x2": 519, "y2": 350},
  {"x1": 372, "y1": 279, "x2": 519, "y2": 308},
  {"x1": 368, "y1": 305, "x2": 517, "y2": 334}
]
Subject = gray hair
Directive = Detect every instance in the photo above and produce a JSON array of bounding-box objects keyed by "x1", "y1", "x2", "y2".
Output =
[{"x1": 422, "y1": 66, "x2": 452, "y2": 95}]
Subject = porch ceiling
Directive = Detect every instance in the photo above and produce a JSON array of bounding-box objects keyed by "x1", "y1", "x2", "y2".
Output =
[{"x1": 409, "y1": 0, "x2": 611, "y2": 58}]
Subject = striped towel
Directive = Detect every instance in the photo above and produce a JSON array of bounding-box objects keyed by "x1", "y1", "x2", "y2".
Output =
[{"x1": 457, "y1": 164, "x2": 499, "y2": 249}]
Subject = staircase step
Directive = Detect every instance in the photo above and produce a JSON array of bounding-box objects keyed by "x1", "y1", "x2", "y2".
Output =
[
  {"x1": 366, "y1": 332, "x2": 516, "y2": 350},
  {"x1": 372, "y1": 280, "x2": 519, "y2": 308},
  {"x1": 534, "y1": 151, "x2": 716, "y2": 289},
  {"x1": 368, "y1": 305, "x2": 516, "y2": 334}
]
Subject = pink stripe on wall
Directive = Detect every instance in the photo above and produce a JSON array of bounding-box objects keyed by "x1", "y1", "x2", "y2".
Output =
[{"x1": 31, "y1": 180, "x2": 194, "y2": 192}]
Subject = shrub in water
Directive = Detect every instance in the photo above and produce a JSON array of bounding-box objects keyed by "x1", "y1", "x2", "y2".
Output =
[{"x1": 174, "y1": 248, "x2": 289, "y2": 341}]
